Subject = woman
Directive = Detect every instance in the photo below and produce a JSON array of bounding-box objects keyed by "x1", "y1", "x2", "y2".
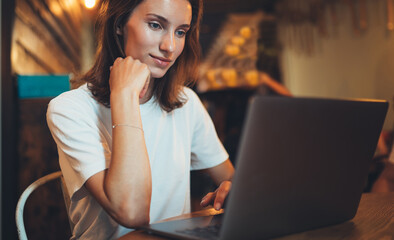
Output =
[{"x1": 47, "y1": 0, "x2": 234, "y2": 239}]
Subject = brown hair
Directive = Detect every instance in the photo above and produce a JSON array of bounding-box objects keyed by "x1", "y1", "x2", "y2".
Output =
[{"x1": 81, "y1": 0, "x2": 203, "y2": 112}]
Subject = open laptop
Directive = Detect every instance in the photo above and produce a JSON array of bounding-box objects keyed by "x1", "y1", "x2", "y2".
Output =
[{"x1": 142, "y1": 96, "x2": 388, "y2": 240}]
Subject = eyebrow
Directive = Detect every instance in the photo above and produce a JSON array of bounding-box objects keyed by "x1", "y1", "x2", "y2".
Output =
[{"x1": 147, "y1": 13, "x2": 191, "y2": 29}]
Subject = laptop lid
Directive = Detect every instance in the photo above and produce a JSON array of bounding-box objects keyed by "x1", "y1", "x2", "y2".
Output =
[
  {"x1": 143, "y1": 96, "x2": 388, "y2": 240},
  {"x1": 220, "y1": 96, "x2": 388, "y2": 239}
]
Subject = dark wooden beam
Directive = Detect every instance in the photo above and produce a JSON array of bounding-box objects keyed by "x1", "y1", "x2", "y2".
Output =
[
  {"x1": 2, "y1": 0, "x2": 18, "y2": 239},
  {"x1": 15, "y1": 39, "x2": 56, "y2": 73},
  {"x1": 203, "y1": 0, "x2": 276, "y2": 14},
  {"x1": 23, "y1": 0, "x2": 80, "y2": 68},
  {"x1": 41, "y1": 0, "x2": 81, "y2": 53}
]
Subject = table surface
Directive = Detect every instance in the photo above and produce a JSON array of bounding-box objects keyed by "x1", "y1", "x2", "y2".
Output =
[{"x1": 118, "y1": 192, "x2": 394, "y2": 240}]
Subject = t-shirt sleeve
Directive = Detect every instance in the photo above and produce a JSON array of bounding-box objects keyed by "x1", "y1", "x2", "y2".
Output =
[
  {"x1": 47, "y1": 94, "x2": 111, "y2": 201},
  {"x1": 188, "y1": 89, "x2": 229, "y2": 170}
]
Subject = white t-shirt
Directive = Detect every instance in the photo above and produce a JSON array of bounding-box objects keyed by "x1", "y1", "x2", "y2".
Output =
[{"x1": 46, "y1": 84, "x2": 228, "y2": 240}]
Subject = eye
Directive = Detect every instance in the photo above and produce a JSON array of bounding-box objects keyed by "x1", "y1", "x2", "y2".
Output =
[
  {"x1": 149, "y1": 22, "x2": 162, "y2": 30},
  {"x1": 175, "y1": 29, "x2": 187, "y2": 38}
]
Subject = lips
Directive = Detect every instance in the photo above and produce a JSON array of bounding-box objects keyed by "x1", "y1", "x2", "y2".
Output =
[{"x1": 150, "y1": 54, "x2": 172, "y2": 68}]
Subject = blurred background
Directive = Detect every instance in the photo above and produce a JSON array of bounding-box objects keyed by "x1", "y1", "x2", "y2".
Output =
[{"x1": 1, "y1": 0, "x2": 394, "y2": 239}]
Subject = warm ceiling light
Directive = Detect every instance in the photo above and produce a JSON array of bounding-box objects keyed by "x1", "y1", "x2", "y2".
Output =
[
  {"x1": 49, "y1": 1, "x2": 62, "y2": 15},
  {"x1": 84, "y1": 0, "x2": 96, "y2": 9}
]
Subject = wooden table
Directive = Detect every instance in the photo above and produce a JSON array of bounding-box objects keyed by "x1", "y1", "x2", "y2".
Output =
[{"x1": 119, "y1": 192, "x2": 394, "y2": 240}]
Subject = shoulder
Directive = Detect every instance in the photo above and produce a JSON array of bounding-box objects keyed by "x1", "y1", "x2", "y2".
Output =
[
  {"x1": 48, "y1": 84, "x2": 97, "y2": 113},
  {"x1": 181, "y1": 86, "x2": 198, "y2": 98},
  {"x1": 47, "y1": 83, "x2": 101, "y2": 124},
  {"x1": 176, "y1": 87, "x2": 209, "y2": 121},
  {"x1": 180, "y1": 87, "x2": 202, "y2": 107}
]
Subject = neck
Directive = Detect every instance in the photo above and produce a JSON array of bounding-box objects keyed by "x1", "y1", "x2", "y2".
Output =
[{"x1": 139, "y1": 77, "x2": 154, "y2": 104}]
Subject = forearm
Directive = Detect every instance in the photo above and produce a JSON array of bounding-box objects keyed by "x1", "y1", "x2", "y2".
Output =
[
  {"x1": 260, "y1": 73, "x2": 292, "y2": 97},
  {"x1": 200, "y1": 160, "x2": 234, "y2": 210},
  {"x1": 204, "y1": 159, "x2": 234, "y2": 186},
  {"x1": 105, "y1": 91, "x2": 152, "y2": 225}
]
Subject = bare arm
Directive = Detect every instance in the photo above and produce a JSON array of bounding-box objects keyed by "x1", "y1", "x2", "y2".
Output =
[
  {"x1": 200, "y1": 159, "x2": 235, "y2": 210},
  {"x1": 260, "y1": 72, "x2": 292, "y2": 97},
  {"x1": 85, "y1": 56, "x2": 152, "y2": 228},
  {"x1": 371, "y1": 161, "x2": 394, "y2": 192}
]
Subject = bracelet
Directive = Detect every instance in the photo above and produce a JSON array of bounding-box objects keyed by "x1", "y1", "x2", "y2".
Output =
[{"x1": 112, "y1": 124, "x2": 143, "y2": 132}]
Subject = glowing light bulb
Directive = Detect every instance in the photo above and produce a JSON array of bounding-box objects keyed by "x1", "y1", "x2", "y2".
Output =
[{"x1": 84, "y1": 0, "x2": 96, "y2": 9}]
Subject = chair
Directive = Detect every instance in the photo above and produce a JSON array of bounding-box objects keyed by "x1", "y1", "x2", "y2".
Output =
[{"x1": 15, "y1": 171, "x2": 73, "y2": 240}]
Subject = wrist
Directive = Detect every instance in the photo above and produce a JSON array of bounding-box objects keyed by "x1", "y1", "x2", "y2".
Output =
[
  {"x1": 111, "y1": 89, "x2": 140, "y2": 103},
  {"x1": 110, "y1": 89, "x2": 141, "y2": 122}
]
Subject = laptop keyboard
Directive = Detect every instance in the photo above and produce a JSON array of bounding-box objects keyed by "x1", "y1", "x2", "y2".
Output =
[{"x1": 176, "y1": 224, "x2": 221, "y2": 240}]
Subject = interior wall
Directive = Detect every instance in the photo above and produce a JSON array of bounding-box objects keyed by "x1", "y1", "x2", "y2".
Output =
[
  {"x1": 10, "y1": 0, "x2": 89, "y2": 239},
  {"x1": 279, "y1": 1, "x2": 394, "y2": 130},
  {"x1": 12, "y1": 0, "x2": 83, "y2": 74},
  {"x1": 1, "y1": 0, "x2": 16, "y2": 239}
]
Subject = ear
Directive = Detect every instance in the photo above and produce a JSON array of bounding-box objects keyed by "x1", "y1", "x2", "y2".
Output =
[{"x1": 116, "y1": 25, "x2": 123, "y2": 35}]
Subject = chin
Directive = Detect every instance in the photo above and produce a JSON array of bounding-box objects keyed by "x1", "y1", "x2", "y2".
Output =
[{"x1": 149, "y1": 68, "x2": 170, "y2": 79}]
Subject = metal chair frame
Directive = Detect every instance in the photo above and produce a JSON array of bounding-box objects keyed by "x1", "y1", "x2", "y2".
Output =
[{"x1": 15, "y1": 171, "x2": 73, "y2": 240}]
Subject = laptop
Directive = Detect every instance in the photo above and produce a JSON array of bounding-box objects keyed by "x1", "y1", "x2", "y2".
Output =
[{"x1": 141, "y1": 96, "x2": 388, "y2": 240}]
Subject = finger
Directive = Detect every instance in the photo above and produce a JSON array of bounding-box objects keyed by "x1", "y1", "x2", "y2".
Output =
[
  {"x1": 125, "y1": 55, "x2": 134, "y2": 61},
  {"x1": 111, "y1": 58, "x2": 122, "y2": 71},
  {"x1": 113, "y1": 57, "x2": 123, "y2": 65},
  {"x1": 213, "y1": 182, "x2": 232, "y2": 210},
  {"x1": 200, "y1": 192, "x2": 215, "y2": 207}
]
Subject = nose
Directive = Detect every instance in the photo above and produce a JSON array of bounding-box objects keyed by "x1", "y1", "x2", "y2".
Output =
[{"x1": 160, "y1": 32, "x2": 176, "y2": 53}]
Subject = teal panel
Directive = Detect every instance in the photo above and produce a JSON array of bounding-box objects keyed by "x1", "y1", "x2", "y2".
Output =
[{"x1": 17, "y1": 74, "x2": 71, "y2": 99}]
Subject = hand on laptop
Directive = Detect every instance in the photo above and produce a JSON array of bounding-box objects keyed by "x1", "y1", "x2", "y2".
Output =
[{"x1": 200, "y1": 180, "x2": 232, "y2": 210}]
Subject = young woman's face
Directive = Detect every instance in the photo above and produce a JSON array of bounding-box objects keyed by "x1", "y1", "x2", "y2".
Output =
[{"x1": 120, "y1": 0, "x2": 192, "y2": 79}]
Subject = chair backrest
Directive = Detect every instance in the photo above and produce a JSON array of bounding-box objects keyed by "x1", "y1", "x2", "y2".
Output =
[{"x1": 15, "y1": 171, "x2": 73, "y2": 240}]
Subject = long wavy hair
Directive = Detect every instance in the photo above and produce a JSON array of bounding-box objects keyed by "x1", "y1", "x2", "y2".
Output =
[{"x1": 81, "y1": 0, "x2": 203, "y2": 112}]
